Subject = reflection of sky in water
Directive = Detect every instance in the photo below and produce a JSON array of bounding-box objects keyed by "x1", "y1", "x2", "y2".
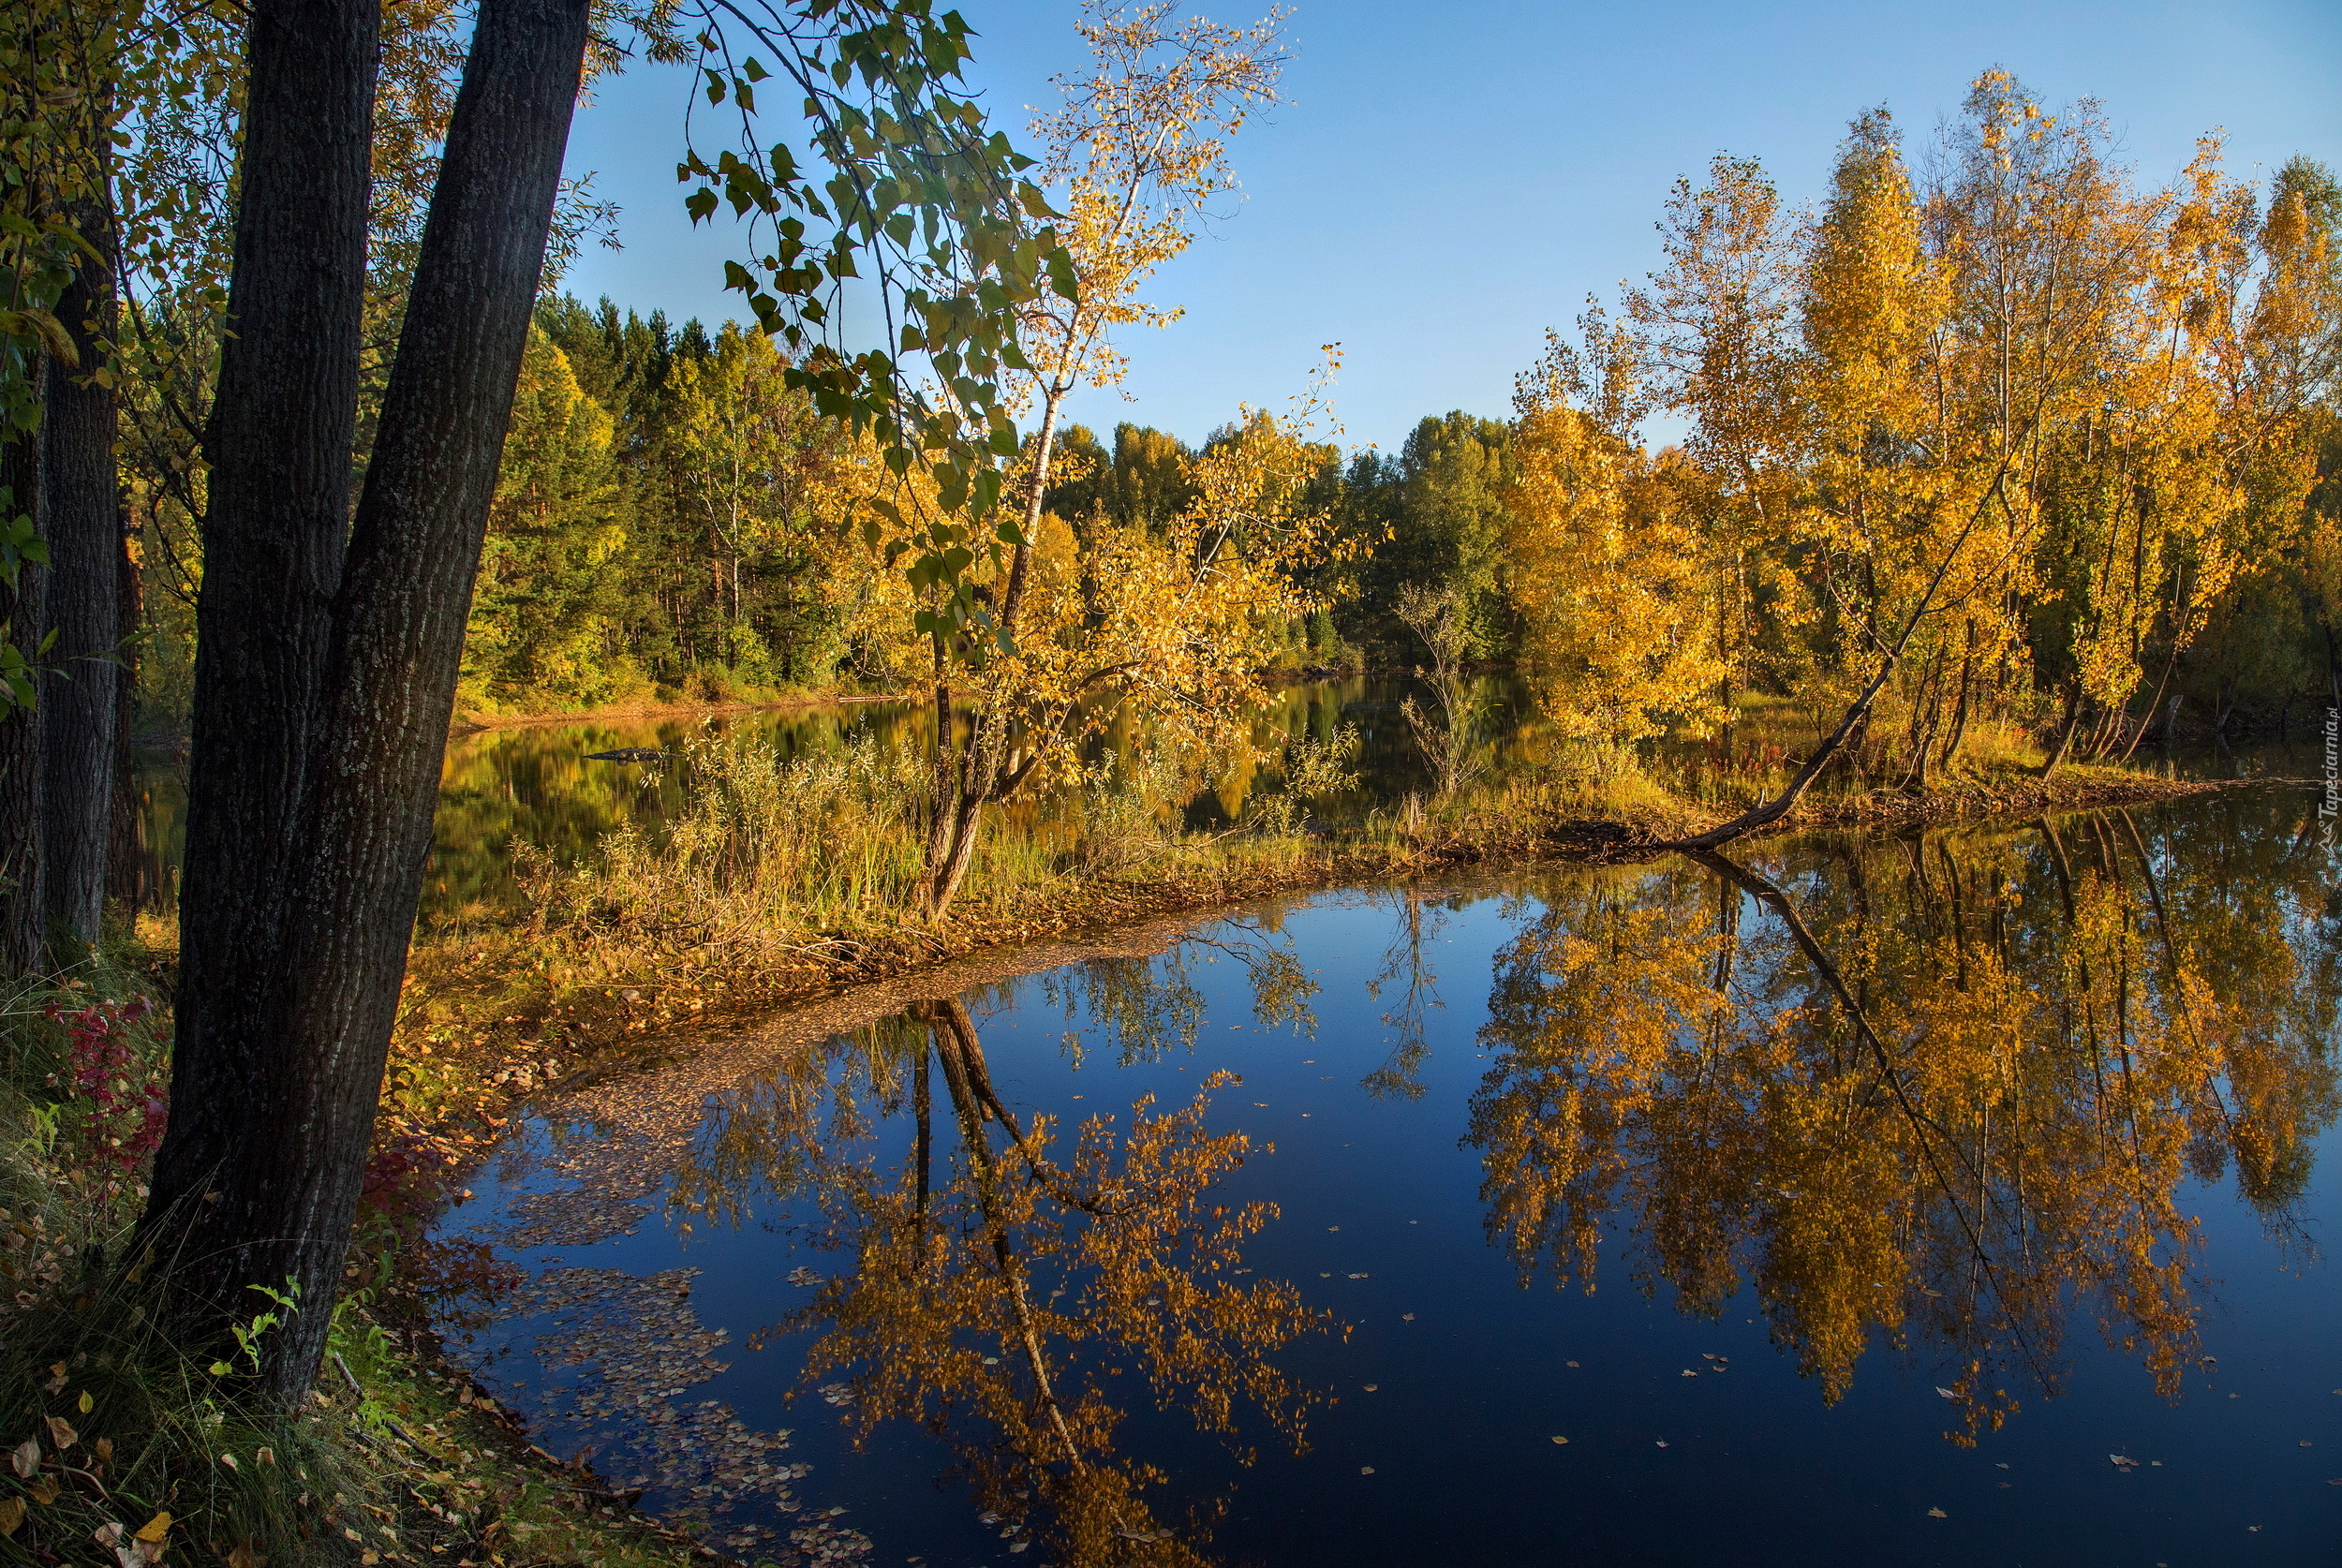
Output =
[{"x1": 447, "y1": 788, "x2": 2342, "y2": 1567}]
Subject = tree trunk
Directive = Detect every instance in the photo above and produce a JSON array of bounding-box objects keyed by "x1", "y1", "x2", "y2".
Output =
[
  {"x1": 143, "y1": 0, "x2": 588, "y2": 1401},
  {"x1": 40, "y1": 191, "x2": 122, "y2": 956},
  {"x1": 0, "y1": 358, "x2": 51, "y2": 977},
  {"x1": 106, "y1": 499, "x2": 141, "y2": 908},
  {"x1": 144, "y1": 0, "x2": 380, "y2": 1349},
  {"x1": 2037, "y1": 677, "x2": 2083, "y2": 779}
]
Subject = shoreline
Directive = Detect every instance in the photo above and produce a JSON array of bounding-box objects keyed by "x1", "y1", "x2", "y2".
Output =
[
  {"x1": 409, "y1": 767, "x2": 2285, "y2": 1100},
  {"x1": 447, "y1": 688, "x2": 911, "y2": 734}
]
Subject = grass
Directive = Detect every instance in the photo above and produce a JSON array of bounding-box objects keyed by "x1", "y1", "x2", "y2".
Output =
[{"x1": 0, "y1": 954, "x2": 708, "y2": 1568}]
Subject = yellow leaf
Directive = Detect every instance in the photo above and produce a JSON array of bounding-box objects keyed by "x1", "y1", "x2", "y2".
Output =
[
  {"x1": 135, "y1": 1511, "x2": 170, "y2": 1544},
  {"x1": 0, "y1": 1498, "x2": 22, "y2": 1535},
  {"x1": 44, "y1": 1416, "x2": 76, "y2": 1449},
  {"x1": 76, "y1": 1392, "x2": 91, "y2": 1414}
]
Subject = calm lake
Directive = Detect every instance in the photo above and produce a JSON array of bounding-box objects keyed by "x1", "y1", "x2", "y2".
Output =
[{"x1": 437, "y1": 780, "x2": 2342, "y2": 1567}]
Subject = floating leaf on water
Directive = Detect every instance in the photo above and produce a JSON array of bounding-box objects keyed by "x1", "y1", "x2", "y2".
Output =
[
  {"x1": 1681, "y1": 1370, "x2": 1697, "y2": 1378},
  {"x1": 1935, "y1": 1387, "x2": 1958, "y2": 1399},
  {"x1": 1927, "y1": 1508, "x2": 1947, "y2": 1518},
  {"x1": 1359, "y1": 1466, "x2": 1374, "y2": 1475},
  {"x1": 1550, "y1": 1436, "x2": 1568, "y2": 1445},
  {"x1": 1348, "y1": 1273, "x2": 1369, "y2": 1280},
  {"x1": 1994, "y1": 1463, "x2": 2010, "y2": 1470},
  {"x1": 1363, "y1": 1384, "x2": 1378, "y2": 1392},
  {"x1": 1655, "y1": 1441, "x2": 1669, "y2": 1448},
  {"x1": 1402, "y1": 1313, "x2": 1416, "y2": 1322},
  {"x1": 2304, "y1": 1442, "x2": 2316, "y2": 1448},
  {"x1": 1565, "y1": 1360, "x2": 1579, "y2": 1368}
]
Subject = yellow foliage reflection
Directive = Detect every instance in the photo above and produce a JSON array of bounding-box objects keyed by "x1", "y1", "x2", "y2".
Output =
[
  {"x1": 1470, "y1": 813, "x2": 2335, "y2": 1442},
  {"x1": 674, "y1": 976, "x2": 1331, "y2": 1566}
]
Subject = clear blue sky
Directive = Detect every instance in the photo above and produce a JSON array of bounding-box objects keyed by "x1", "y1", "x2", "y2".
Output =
[{"x1": 556, "y1": 0, "x2": 2342, "y2": 454}]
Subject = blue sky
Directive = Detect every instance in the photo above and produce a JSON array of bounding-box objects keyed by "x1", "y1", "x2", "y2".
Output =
[{"x1": 556, "y1": 0, "x2": 2342, "y2": 454}]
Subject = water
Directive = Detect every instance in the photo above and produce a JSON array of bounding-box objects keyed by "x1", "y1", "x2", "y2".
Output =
[{"x1": 440, "y1": 784, "x2": 2342, "y2": 1567}]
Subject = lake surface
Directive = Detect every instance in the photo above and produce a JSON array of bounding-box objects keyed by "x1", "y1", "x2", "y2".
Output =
[{"x1": 440, "y1": 784, "x2": 2342, "y2": 1567}]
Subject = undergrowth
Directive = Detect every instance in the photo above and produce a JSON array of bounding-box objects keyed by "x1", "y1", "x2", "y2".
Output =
[{"x1": 0, "y1": 955, "x2": 706, "y2": 1568}]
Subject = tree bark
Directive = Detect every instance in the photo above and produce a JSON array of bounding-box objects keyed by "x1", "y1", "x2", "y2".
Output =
[
  {"x1": 0, "y1": 357, "x2": 51, "y2": 976},
  {"x1": 144, "y1": 0, "x2": 379, "y2": 1349},
  {"x1": 143, "y1": 0, "x2": 588, "y2": 1399},
  {"x1": 106, "y1": 500, "x2": 141, "y2": 908},
  {"x1": 40, "y1": 192, "x2": 121, "y2": 956}
]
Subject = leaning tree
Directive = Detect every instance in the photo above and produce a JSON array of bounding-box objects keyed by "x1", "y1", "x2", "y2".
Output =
[{"x1": 135, "y1": 0, "x2": 1068, "y2": 1398}]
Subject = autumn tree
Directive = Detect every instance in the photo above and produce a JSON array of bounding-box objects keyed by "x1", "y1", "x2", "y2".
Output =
[
  {"x1": 897, "y1": 0, "x2": 1290, "y2": 915},
  {"x1": 1505, "y1": 318, "x2": 1727, "y2": 764}
]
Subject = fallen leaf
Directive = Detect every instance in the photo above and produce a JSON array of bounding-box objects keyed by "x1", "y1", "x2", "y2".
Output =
[
  {"x1": 0, "y1": 1499, "x2": 22, "y2": 1537},
  {"x1": 1363, "y1": 1384, "x2": 1378, "y2": 1392},
  {"x1": 10, "y1": 1440, "x2": 37, "y2": 1478},
  {"x1": 76, "y1": 1393, "x2": 91, "y2": 1415},
  {"x1": 1359, "y1": 1466, "x2": 1374, "y2": 1475},
  {"x1": 1935, "y1": 1386, "x2": 1958, "y2": 1399},
  {"x1": 1927, "y1": 1508, "x2": 1947, "y2": 1518},
  {"x1": 1655, "y1": 1441, "x2": 1669, "y2": 1448},
  {"x1": 1550, "y1": 1436, "x2": 1568, "y2": 1445},
  {"x1": 45, "y1": 1417, "x2": 76, "y2": 1450},
  {"x1": 1402, "y1": 1313, "x2": 1416, "y2": 1322},
  {"x1": 1681, "y1": 1370, "x2": 1698, "y2": 1378},
  {"x1": 1565, "y1": 1360, "x2": 1579, "y2": 1368},
  {"x1": 135, "y1": 1514, "x2": 171, "y2": 1545}
]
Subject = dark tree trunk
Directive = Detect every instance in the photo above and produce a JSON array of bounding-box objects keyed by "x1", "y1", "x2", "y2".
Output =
[
  {"x1": 40, "y1": 193, "x2": 121, "y2": 956},
  {"x1": 141, "y1": 0, "x2": 588, "y2": 1400},
  {"x1": 0, "y1": 358, "x2": 50, "y2": 976},
  {"x1": 143, "y1": 0, "x2": 379, "y2": 1351},
  {"x1": 106, "y1": 500, "x2": 141, "y2": 909}
]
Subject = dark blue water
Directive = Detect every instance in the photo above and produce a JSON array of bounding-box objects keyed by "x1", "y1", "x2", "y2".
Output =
[{"x1": 448, "y1": 788, "x2": 2342, "y2": 1567}]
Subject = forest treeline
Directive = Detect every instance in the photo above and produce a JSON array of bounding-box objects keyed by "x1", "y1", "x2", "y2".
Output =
[
  {"x1": 129, "y1": 76, "x2": 2342, "y2": 777},
  {"x1": 137, "y1": 295, "x2": 1513, "y2": 715}
]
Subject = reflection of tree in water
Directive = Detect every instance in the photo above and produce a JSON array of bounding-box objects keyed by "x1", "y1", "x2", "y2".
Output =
[
  {"x1": 662, "y1": 944, "x2": 1331, "y2": 1566},
  {"x1": 1359, "y1": 886, "x2": 1501, "y2": 1100},
  {"x1": 1469, "y1": 809, "x2": 2337, "y2": 1442},
  {"x1": 1041, "y1": 921, "x2": 1319, "y2": 1069}
]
